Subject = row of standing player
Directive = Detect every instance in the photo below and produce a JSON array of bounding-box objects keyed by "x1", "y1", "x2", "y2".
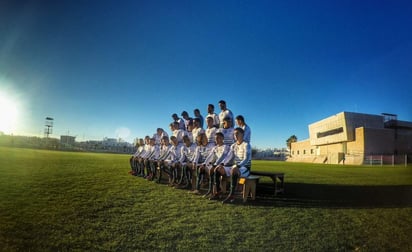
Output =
[{"x1": 129, "y1": 101, "x2": 252, "y2": 203}]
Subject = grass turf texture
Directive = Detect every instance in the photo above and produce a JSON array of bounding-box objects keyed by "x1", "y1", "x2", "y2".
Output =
[{"x1": 1, "y1": 146, "x2": 411, "y2": 251}]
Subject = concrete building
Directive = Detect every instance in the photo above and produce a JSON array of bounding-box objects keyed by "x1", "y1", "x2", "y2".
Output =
[{"x1": 288, "y1": 112, "x2": 412, "y2": 165}]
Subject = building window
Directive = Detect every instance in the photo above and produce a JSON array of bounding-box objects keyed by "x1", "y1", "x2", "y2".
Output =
[
  {"x1": 303, "y1": 150, "x2": 306, "y2": 154},
  {"x1": 317, "y1": 127, "x2": 344, "y2": 138},
  {"x1": 311, "y1": 149, "x2": 314, "y2": 154},
  {"x1": 297, "y1": 150, "x2": 300, "y2": 155}
]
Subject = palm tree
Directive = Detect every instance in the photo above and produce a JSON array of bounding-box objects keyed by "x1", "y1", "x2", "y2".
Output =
[{"x1": 286, "y1": 135, "x2": 298, "y2": 150}]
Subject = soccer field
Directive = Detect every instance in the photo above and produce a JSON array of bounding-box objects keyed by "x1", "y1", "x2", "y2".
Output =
[{"x1": 0, "y1": 146, "x2": 411, "y2": 251}]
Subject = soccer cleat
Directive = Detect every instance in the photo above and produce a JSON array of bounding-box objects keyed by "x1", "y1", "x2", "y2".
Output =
[
  {"x1": 222, "y1": 194, "x2": 235, "y2": 204},
  {"x1": 209, "y1": 193, "x2": 221, "y2": 200},
  {"x1": 202, "y1": 191, "x2": 211, "y2": 198},
  {"x1": 190, "y1": 190, "x2": 201, "y2": 195}
]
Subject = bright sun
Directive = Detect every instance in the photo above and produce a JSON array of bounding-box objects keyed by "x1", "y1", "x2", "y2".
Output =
[{"x1": 0, "y1": 91, "x2": 19, "y2": 134}]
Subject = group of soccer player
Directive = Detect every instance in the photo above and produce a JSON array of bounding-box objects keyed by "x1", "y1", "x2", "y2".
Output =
[{"x1": 129, "y1": 100, "x2": 252, "y2": 203}]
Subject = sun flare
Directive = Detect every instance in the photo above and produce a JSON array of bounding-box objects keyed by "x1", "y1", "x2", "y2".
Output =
[{"x1": 0, "y1": 91, "x2": 19, "y2": 134}]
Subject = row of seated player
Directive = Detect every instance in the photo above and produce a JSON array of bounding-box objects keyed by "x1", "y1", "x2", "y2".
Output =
[{"x1": 129, "y1": 127, "x2": 251, "y2": 204}]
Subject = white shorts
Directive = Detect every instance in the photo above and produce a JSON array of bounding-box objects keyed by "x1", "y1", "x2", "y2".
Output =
[{"x1": 223, "y1": 165, "x2": 250, "y2": 177}]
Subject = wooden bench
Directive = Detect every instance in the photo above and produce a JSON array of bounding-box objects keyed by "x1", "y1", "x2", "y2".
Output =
[
  {"x1": 239, "y1": 175, "x2": 260, "y2": 202},
  {"x1": 250, "y1": 171, "x2": 285, "y2": 196},
  {"x1": 220, "y1": 175, "x2": 260, "y2": 202}
]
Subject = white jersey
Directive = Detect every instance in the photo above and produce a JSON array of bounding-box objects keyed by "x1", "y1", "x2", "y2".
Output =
[
  {"x1": 205, "y1": 126, "x2": 217, "y2": 145},
  {"x1": 217, "y1": 127, "x2": 235, "y2": 146},
  {"x1": 192, "y1": 127, "x2": 205, "y2": 143},
  {"x1": 140, "y1": 144, "x2": 152, "y2": 159},
  {"x1": 179, "y1": 143, "x2": 197, "y2": 163},
  {"x1": 160, "y1": 143, "x2": 183, "y2": 163},
  {"x1": 207, "y1": 113, "x2": 219, "y2": 128},
  {"x1": 153, "y1": 132, "x2": 169, "y2": 145},
  {"x1": 192, "y1": 145, "x2": 213, "y2": 165},
  {"x1": 185, "y1": 131, "x2": 193, "y2": 143},
  {"x1": 133, "y1": 146, "x2": 144, "y2": 157},
  {"x1": 203, "y1": 144, "x2": 230, "y2": 165},
  {"x1": 218, "y1": 109, "x2": 234, "y2": 128},
  {"x1": 173, "y1": 129, "x2": 185, "y2": 143},
  {"x1": 158, "y1": 144, "x2": 172, "y2": 160},
  {"x1": 222, "y1": 141, "x2": 252, "y2": 168},
  {"x1": 147, "y1": 145, "x2": 160, "y2": 160}
]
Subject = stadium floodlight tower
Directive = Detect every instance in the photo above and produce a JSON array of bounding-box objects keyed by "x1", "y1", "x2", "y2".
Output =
[{"x1": 44, "y1": 117, "x2": 54, "y2": 138}]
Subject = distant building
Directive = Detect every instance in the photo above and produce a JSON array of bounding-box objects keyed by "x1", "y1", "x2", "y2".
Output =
[
  {"x1": 60, "y1": 135, "x2": 76, "y2": 147},
  {"x1": 288, "y1": 112, "x2": 412, "y2": 165}
]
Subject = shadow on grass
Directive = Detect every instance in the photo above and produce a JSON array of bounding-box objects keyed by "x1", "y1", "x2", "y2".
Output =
[{"x1": 250, "y1": 183, "x2": 412, "y2": 209}]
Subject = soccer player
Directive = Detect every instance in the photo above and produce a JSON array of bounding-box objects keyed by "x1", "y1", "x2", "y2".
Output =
[
  {"x1": 207, "y1": 104, "x2": 220, "y2": 128},
  {"x1": 181, "y1": 111, "x2": 192, "y2": 131},
  {"x1": 217, "y1": 117, "x2": 235, "y2": 146},
  {"x1": 170, "y1": 122, "x2": 185, "y2": 144},
  {"x1": 156, "y1": 136, "x2": 183, "y2": 185},
  {"x1": 143, "y1": 138, "x2": 160, "y2": 181},
  {"x1": 176, "y1": 135, "x2": 197, "y2": 189},
  {"x1": 205, "y1": 116, "x2": 217, "y2": 147},
  {"x1": 191, "y1": 117, "x2": 205, "y2": 145},
  {"x1": 235, "y1": 115, "x2": 251, "y2": 144},
  {"x1": 185, "y1": 120, "x2": 194, "y2": 143},
  {"x1": 135, "y1": 136, "x2": 151, "y2": 177},
  {"x1": 153, "y1": 128, "x2": 169, "y2": 146},
  {"x1": 218, "y1": 100, "x2": 234, "y2": 128},
  {"x1": 129, "y1": 138, "x2": 145, "y2": 175},
  {"x1": 150, "y1": 136, "x2": 172, "y2": 182},
  {"x1": 193, "y1": 108, "x2": 204, "y2": 128},
  {"x1": 172, "y1": 113, "x2": 185, "y2": 130},
  {"x1": 191, "y1": 133, "x2": 213, "y2": 194},
  {"x1": 215, "y1": 127, "x2": 252, "y2": 203},
  {"x1": 201, "y1": 132, "x2": 230, "y2": 198}
]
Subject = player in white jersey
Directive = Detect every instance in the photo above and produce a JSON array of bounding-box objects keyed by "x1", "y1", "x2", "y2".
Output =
[
  {"x1": 205, "y1": 116, "x2": 217, "y2": 147},
  {"x1": 218, "y1": 100, "x2": 234, "y2": 128},
  {"x1": 144, "y1": 138, "x2": 160, "y2": 180},
  {"x1": 156, "y1": 136, "x2": 183, "y2": 185},
  {"x1": 217, "y1": 117, "x2": 235, "y2": 146},
  {"x1": 135, "y1": 136, "x2": 151, "y2": 177},
  {"x1": 193, "y1": 108, "x2": 204, "y2": 129},
  {"x1": 170, "y1": 122, "x2": 185, "y2": 144},
  {"x1": 176, "y1": 135, "x2": 197, "y2": 189},
  {"x1": 235, "y1": 115, "x2": 251, "y2": 144},
  {"x1": 191, "y1": 118, "x2": 205, "y2": 145},
  {"x1": 200, "y1": 132, "x2": 230, "y2": 199},
  {"x1": 185, "y1": 120, "x2": 194, "y2": 143},
  {"x1": 207, "y1": 104, "x2": 220, "y2": 128},
  {"x1": 181, "y1": 111, "x2": 192, "y2": 131},
  {"x1": 129, "y1": 138, "x2": 144, "y2": 175},
  {"x1": 215, "y1": 127, "x2": 252, "y2": 203},
  {"x1": 153, "y1": 128, "x2": 169, "y2": 146},
  {"x1": 172, "y1": 113, "x2": 185, "y2": 130},
  {"x1": 147, "y1": 136, "x2": 171, "y2": 181},
  {"x1": 191, "y1": 133, "x2": 213, "y2": 194}
]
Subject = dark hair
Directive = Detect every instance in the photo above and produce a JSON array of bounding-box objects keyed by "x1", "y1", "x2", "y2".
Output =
[
  {"x1": 235, "y1": 115, "x2": 245, "y2": 122},
  {"x1": 181, "y1": 111, "x2": 188, "y2": 116},
  {"x1": 234, "y1": 127, "x2": 244, "y2": 135},
  {"x1": 194, "y1": 108, "x2": 200, "y2": 113},
  {"x1": 208, "y1": 104, "x2": 214, "y2": 109},
  {"x1": 218, "y1": 100, "x2": 226, "y2": 105},
  {"x1": 215, "y1": 132, "x2": 224, "y2": 138},
  {"x1": 172, "y1": 113, "x2": 178, "y2": 118},
  {"x1": 193, "y1": 118, "x2": 201, "y2": 124}
]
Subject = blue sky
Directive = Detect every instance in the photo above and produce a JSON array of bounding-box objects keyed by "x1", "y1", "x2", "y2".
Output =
[{"x1": 1, "y1": 0, "x2": 411, "y2": 148}]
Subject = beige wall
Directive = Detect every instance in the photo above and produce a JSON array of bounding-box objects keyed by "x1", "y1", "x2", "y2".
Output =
[{"x1": 290, "y1": 112, "x2": 412, "y2": 165}]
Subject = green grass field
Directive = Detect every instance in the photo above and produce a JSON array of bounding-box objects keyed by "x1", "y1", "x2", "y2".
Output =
[{"x1": 1, "y1": 146, "x2": 411, "y2": 251}]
